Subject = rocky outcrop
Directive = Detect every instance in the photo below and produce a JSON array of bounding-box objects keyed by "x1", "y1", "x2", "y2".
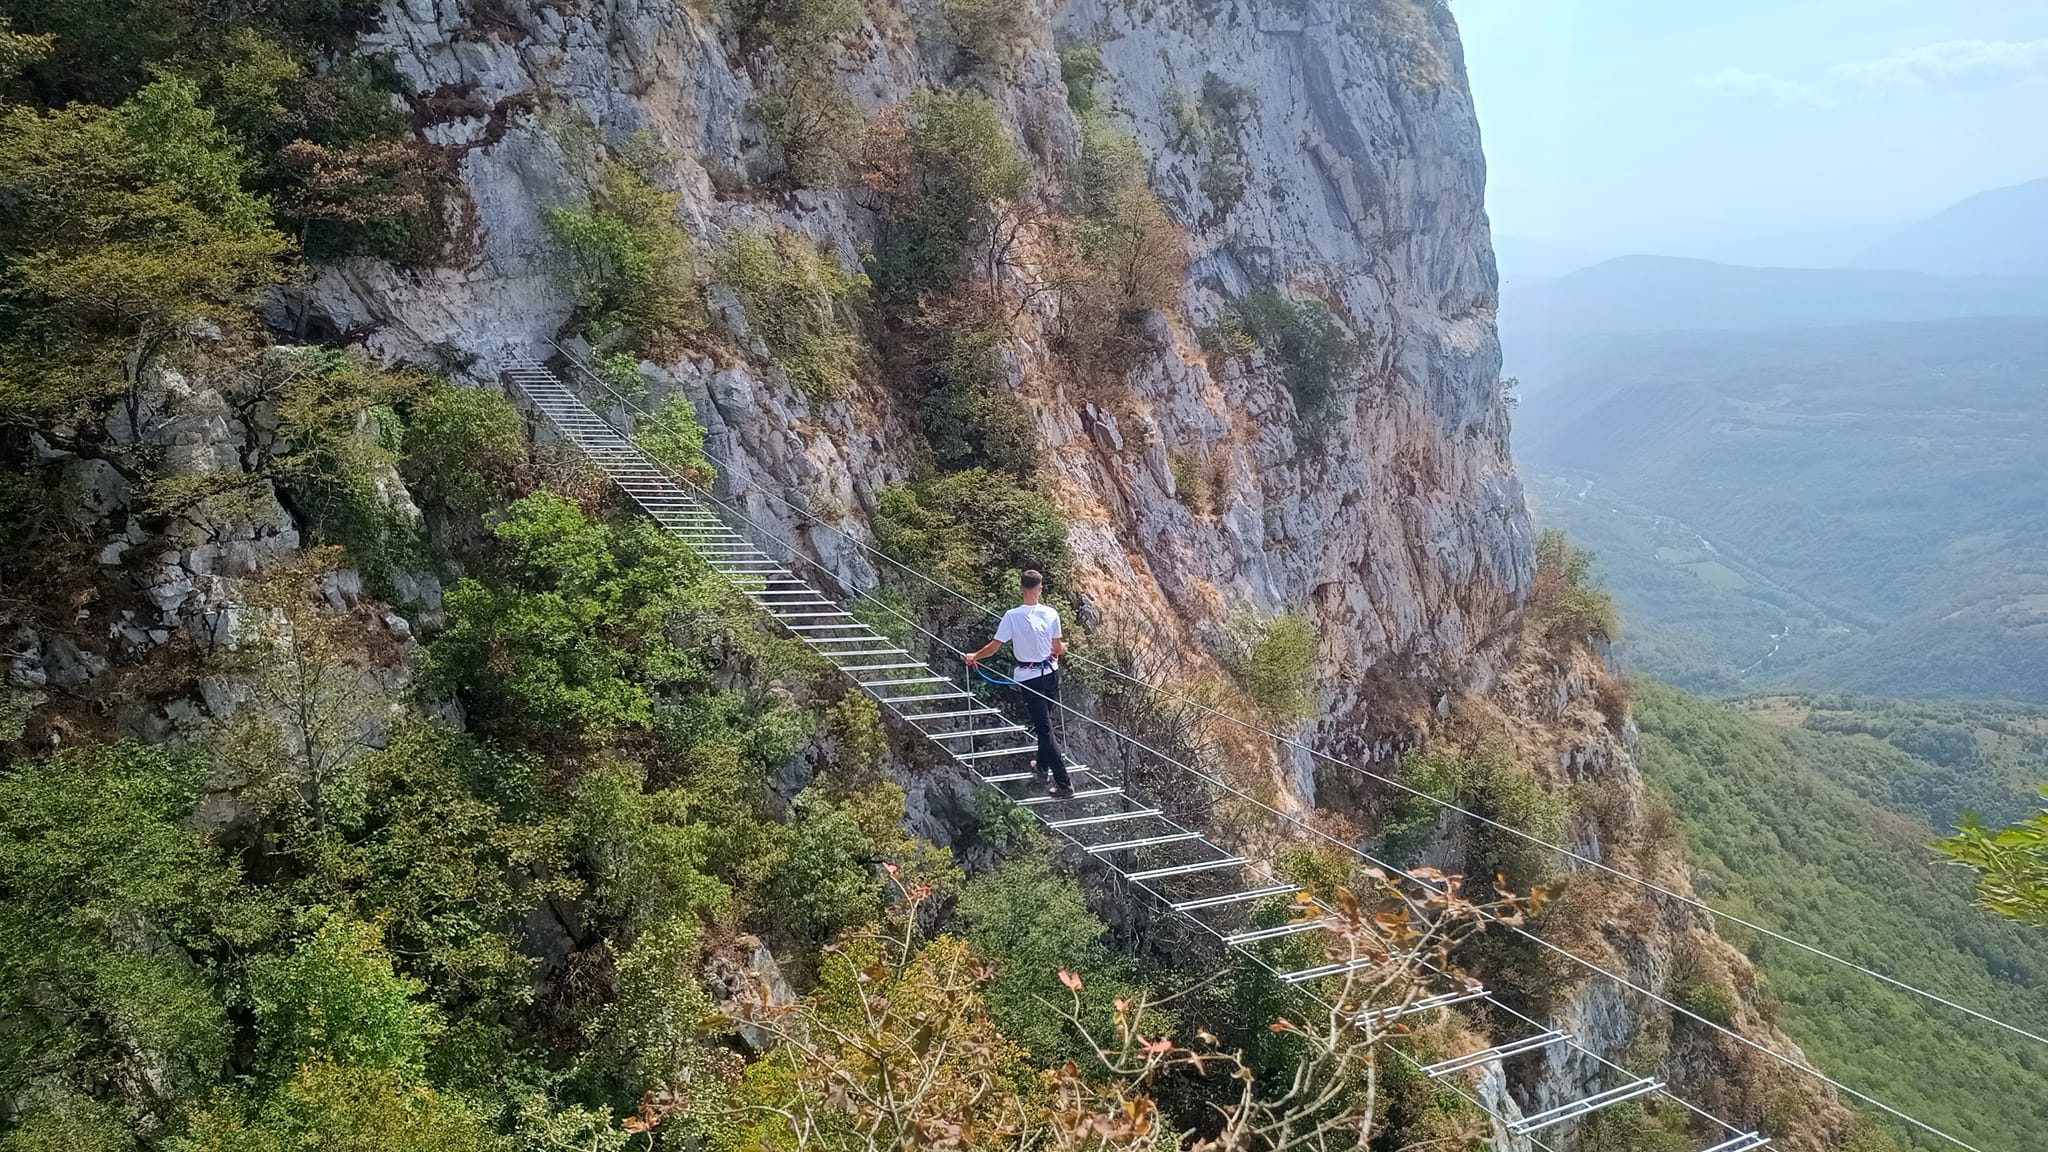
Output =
[{"x1": 10, "y1": 363, "x2": 416, "y2": 749}]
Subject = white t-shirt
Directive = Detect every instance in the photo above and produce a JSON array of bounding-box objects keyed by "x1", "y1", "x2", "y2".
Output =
[{"x1": 995, "y1": 603, "x2": 1062, "y2": 681}]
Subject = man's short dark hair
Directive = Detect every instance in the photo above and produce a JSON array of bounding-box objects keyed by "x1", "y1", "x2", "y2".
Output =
[{"x1": 1020, "y1": 569, "x2": 1044, "y2": 590}]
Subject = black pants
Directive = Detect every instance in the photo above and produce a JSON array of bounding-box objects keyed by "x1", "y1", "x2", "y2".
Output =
[{"x1": 1016, "y1": 670, "x2": 1068, "y2": 787}]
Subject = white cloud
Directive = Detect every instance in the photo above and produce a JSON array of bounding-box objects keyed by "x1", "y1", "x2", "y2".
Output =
[
  {"x1": 1831, "y1": 39, "x2": 2048, "y2": 88},
  {"x1": 1689, "y1": 67, "x2": 1836, "y2": 108}
]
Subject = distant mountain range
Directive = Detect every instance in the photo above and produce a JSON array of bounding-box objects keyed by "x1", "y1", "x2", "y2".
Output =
[
  {"x1": 1851, "y1": 178, "x2": 2048, "y2": 277},
  {"x1": 1495, "y1": 174, "x2": 2048, "y2": 287},
  {"x1": 1500, "y1": 256, "x2": 2048, "y2": 387}
]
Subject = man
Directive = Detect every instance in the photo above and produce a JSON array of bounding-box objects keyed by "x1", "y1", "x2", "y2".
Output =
[{"x1": 964, "y1": 569, "x2": 1071, "y2": 798}]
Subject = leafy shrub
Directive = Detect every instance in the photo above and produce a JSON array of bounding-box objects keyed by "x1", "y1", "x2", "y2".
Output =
[
  {"x1": 0, "y1": 76, "x2": 292, "y2": 424},
  {"x1": 872, "y1": 468, "x2": 1071, "y2": 613},
  {"x1": 169, "y1": 1058, "x2": 497, "y2": 1152},
  {"x1": 1232, "y1": 289, "x2": 1360, "y2": 421},
  {"x1": 1455, "y1": 741, "x2": 1565, "y2": 888},
  {"x1": 269, "y1": 354, "x2": 424, "y2": 583},
  {"x1": 1074, "y1": 116, "x2": 1184, "y2": 310},
  {"x1": 730, "y1": 0, "x2": 862, "y2": 52},
  {"x1": 1195, "y1": 73, "x2": 1252, "y2": 216},
  {"x1": 399, "y1": 377, "x2": 527, "y2": 520},
  {"x1": 954, "y1": 851, "x2": 1159, "y2": 1066},
  {"x1": 543, "y1": 160, "x2": 699, "y2": 360},
  {"x1": 249, "y1": 913, "x2": 437, "y2": 1073},
  {"x1": 1058, "y1": 45, "x2": 1103, "y2": 115},
  {"x1": 1376, "y1": 745, "x2": 1461, "y2": 865},
  {"x1": 873, "y1": 90, "x2": 1028, "y2": 305},
  {"x1": 917, "y1": 324, "x2": 1038, "y2": 474},
  {"x1": 0, "y1": 743, "x2": 275, "y2": 1111},
  {"x1": 751, "y1": 70, "x2": 864, "y2": 187},
  {"x1": 1222, "y1": 608, "x2": 1318, "y2": 720},
  {"x1": 1167, "y1": 448, "x2": 1209, "y2": 512},
  {"x1": 737, "y1": 0, "x2": 866, "y2": 186},
  {"x1": 1530, "y1": 528, "x2": 1618, "y2": 645},
  {"x1": 634, "y1": 392, "x2": 718, "y2": 487},
  {"x1": 938, "y1": 0, "x2": 1035, "y2": 64},
  {"x1": 714, "y1": 227, "x2": 867, "y2": 402},
  {"x1": 428, "y1": 493, "x2": 795, "y2": 744},
  {"x1": 1669, "y1": 974, "x2": 1739, "y2": 1028},
  {"x1": 569, "y1": 758, "x2": 729, "y2": 934}
]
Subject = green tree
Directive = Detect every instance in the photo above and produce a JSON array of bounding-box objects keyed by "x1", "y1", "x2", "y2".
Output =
[
  {"x1": 0, "y1": 76, "x2": 291, "y2": 428},
  {"x1": 400, "y1": 377, "x2": 529, "y2": 519},
  {"x1": 872, "y1": 467, "x2": 1071, "y2": 614},
  {"x1": 544, "y1": 160, "x2": 698, "y2": 361},
  {"x1": 0, "y1": 744, "x2": 276, "y2": 1116},
  {"x1": 953, "y1": 850, "x2": 1157, "y2": 1066},
  {"x1": 169, "y1": 1059, "x2": 496, "y2": 1152},
  {"x1": 634, "y1": 393, "x2": 718, "y2": 488},
  {"x1": 249, "y1": 913, "x2": 438, "y2": 1073},
  {"x1": 429, "y1": 493, "x2": 794, "y2": 743},
  {"x1": 874, "y1": 90, "x2": 1028, "y2": 305},
  {"x1": 1231, "y1": 288, "x2": 1359, "y2": 424},
  {"x1": 1530, "y1": 528, "x2": 1618, "y2": 645}
]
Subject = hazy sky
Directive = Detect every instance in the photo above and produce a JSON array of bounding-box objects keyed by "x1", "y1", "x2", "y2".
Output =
[{"x1": 1454, "y1": 0, "x2": 2048, "y2": 257}]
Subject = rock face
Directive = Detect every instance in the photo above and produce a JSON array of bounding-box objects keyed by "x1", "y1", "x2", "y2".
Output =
[
  {"x1": 303, "y1": 0, "x2": 1845, "y2": 1145},
  {"x1": 326, "y1": 0, "x2": 1530, "y2": 743}
]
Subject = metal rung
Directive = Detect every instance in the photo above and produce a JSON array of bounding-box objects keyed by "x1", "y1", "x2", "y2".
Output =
[
  {"x1": 859, "y1": 676, "x2": 951, "y2": 688},
  {"x1": 1171, "y1": 883, "x2": 1300, "y2": 912},
  {"x1": 1700, "y1": 1135, "x2": 1770, "y2": 1152},
  {"x1": 1281, "y1": 956, "x2": 1390, "y2": 984},
  {"x1": 1019, "y1": 786, "x2": 1125, "y2": 806},
  {"x1": 821, "y1": 648, "x2": 906, "y2": 658},
  {"x1": 886, "y1": 691, "x2": 974, "y2": 703},
  {"x1": 1123, "y1": 856, "x2": 1249, "y2": 882},
  {"x1": 1224, "y1": 920, "x2": 1326, "y2": 946},
  {"x1": 1086, "y1": 832, "x2": 1204, "y2": 854},
  {"x1": 786, "y1": 623, "x2": 873, "y2": 632},
  {"x1": 1358, "y1": 988, "x2": 1489, "y2": 1028},
  {"x1": 953, "y1": 744, "x2": 1040, "y2": 761},
  {"x1": 1509, "y1": 1079, "x2": 1665, "y2": 1135},
  {"x1": 771, "y1": 611, "x2": 855, "y2": 619},
  {"x1": 981, "y1": 763, "x2": 1093, "y2": 782},
  {"x1": 807, "y1": 635, "x2": 892, "y2": 644},
  {"x1": 904, "y1": 708, "x2": 1003, "y2": 721},
  {"x1": 1045, "y1": 806, "x2": 1158, "y2": 828},
  {"x1": 1423, "y1": 1031, "x2": 1568, "y2": 1077},
  {"x1": 837, "y1": 662, "x2": 927, "y2": 672},
  {"x1": 930, "y1": 725, "x2": 1028, "y2": 740}
]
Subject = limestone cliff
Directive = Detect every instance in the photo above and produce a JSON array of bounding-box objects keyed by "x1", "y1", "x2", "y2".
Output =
[{"x1": 244, "y1": 0, "x2": 1835, "y2": 1145}]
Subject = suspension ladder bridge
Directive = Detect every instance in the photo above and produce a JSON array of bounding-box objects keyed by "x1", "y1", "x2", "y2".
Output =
[{"x1": 504, "y1": 349, "x2": 1770, "y2": 1151}]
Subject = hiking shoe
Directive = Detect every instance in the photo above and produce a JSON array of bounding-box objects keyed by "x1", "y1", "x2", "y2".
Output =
[
  {"x1": 1045, "y1": 782, "x2": 1074, "y2": 799},
  {"x1": 1030, "y1": 758, "x2": 1048, "y2": 782}
]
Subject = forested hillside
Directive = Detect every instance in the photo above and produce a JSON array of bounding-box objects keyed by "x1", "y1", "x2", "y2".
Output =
[
  {"x1": 1636, "y1": 685, "x2": 2048, "y2": 1150},
  {"x1": 1519, "y1": 317, "x2": 2048, "y2": 698}
]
